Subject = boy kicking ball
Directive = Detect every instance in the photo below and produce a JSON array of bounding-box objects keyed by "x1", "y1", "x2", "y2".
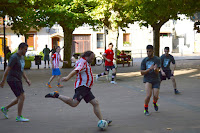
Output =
[{"x1": 45, "y1": 51, "x2": 112, "y2": 126}]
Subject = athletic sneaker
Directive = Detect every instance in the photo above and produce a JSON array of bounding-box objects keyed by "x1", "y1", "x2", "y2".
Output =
[
  {"x1": 110, "y1": 81, "x2": 117, "y2": 84},
  {"x1": 57, "y1": 84, "x2": 63, "y2": 88},
  {"x1": 1, "y1": 107, "x2": 8, "y2": 119},
  {"x1": 45, "y1": 91, "x2": 59, "y2": 98},
  {"x1": 153, "y1": 103, "x2": 159, "y2": 111},
  {"x1": 104, "y1": 119, "x2": 112, "y2": 125},
  {"x1": 144, "y1": 110, "x2": 150, "y2": 116},
  {"x1": 16, "y1": 116, "x2": 29, "y2": 122},
  {"x1": 96, "y1": 75, "x2": 99, "y2": 81},
  {"x1": 175, "y1": 90, "x2": 181, "y2": 94},
  {"x1": 46, "y1": 83, "x2": 52, "y2": 88}
]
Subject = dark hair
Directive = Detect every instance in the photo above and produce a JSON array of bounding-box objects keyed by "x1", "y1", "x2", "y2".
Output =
[
  {"x1": 146, "y1": 45, "x2": 153, "y2": 50},
  {"x1": 18, "y1": 42, "x2": 28, "y2": 50},
  {"x1": 108, "y1": 43, "x2": 113, "y2": 46},
  {"x1": 164, "y1": 47, "x2": 169, "y2": 50},
  {"x1": 81, "y1": 51, "x2": 94, "y2": 57}
]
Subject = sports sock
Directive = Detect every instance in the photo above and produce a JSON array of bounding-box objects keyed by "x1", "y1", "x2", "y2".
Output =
[
  {"x1": 58, "y1": 83, "x2": 60, "y2": 85},
  {"x1": 153, "y1": 100, "x2": 157, "y2": 106},
  {"x1": 111, "y1": 73, "x2": 116, "y2": 81},
  {"x1": 48, "y1": 82, "x2": 50, "y2": 85},
  {"x1": 144, "y1": 104, "x2": 148, "y2": 111},
  {"x1": 98, "y1": 72, "x2": 106, "y2": 77}
]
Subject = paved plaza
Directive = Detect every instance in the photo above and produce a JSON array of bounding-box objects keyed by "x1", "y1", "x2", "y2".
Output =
[{"x1": 0, "y1": 55, "x2": 200, "y2": 133}]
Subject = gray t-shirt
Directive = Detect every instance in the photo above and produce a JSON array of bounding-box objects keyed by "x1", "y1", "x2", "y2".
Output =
[
  {"x1": 141, "y1": 56, "x2": 161, "y2": 83},
  {"x1": 160, "y1": 54, "x2": 175, "y2": 70},
  {"x1": 7, "y1": 53, "x2": 25, "y2": 81}
]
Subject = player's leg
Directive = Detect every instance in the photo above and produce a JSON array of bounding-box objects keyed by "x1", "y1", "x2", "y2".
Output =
[
  {"x1": 57, "y1": 75, "x2": 63, "y2": 88},
  {"x1": 90, "y1": 99, "x2": 103, "y2": 120},
  {"x1": 171, "y1": 76, "x2": 180, "y2": 94},
  {"x1": 96, "y1": 67, "x2": 109, "y2": 81},
  {"x1": 46, "y1": 75, "x2": 56, "y2": 88},
  {"x1": 45, "y1": 91, "x2": 80, "y2": 107},
  {"x1": 44, "y1": 58, "x2": 47, "y2": 68},
  {"x1": 144, "y1": 82, "x2": 152, "y2": 116},
  {"x1": 58, "y1": 95, "x2": 80, "y2": 107},
  {"x1": 152, "y1": 87, "x2": 160, "y2": 111},
  {"x1": 17, "y1": 93, "x2": 25, "y2": 117},
  {"x1": 110, "y1": 67, "x2": 117, "y2": 84}
]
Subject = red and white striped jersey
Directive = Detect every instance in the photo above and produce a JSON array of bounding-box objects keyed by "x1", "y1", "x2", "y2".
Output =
[
  {"x1": 74, "y1": 57, "x2": 93, "y2": 89},
  {"x1": 52, "y1": 52, "x2": 61, "y2": 68}
]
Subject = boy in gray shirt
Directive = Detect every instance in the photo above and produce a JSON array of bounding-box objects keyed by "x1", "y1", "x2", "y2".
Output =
[
  {"x1": 160, "y1": 47, "x2": 180, "y2": 94},
  {"x1": 141, "y1": 45, "x2": 160, "y2": 116},
  {"x1": 0, "y1": 42, "x2": 31, "y2": 122}
]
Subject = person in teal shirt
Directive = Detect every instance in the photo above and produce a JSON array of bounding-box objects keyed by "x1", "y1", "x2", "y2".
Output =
[
  {"x1": 160, "y1": 47, "x2": 180, "y2": 94},
  {"x1": 43, "y1": 45, "x2": 51, "y2": 68}
]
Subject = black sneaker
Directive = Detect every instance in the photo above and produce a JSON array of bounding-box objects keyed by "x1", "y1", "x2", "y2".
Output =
[
  {"x1": 104, "y1": 119, "x2": 112, "y2": 125},
  {"x1": 144, "y1": 110, "x2": 150, "y2": 116},
  {"x1": 153, "y1": 103, "x2": 159, "y2": 111},
  {"x1": 45, "y1": 91, "x2": 59, "y2": 98},
  {"x1": 175, "y1": 90, "x2": 181, "y2": 94}
]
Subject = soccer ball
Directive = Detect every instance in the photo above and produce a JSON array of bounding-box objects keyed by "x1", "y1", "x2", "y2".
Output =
[{"x1": 97, "y1": 120, "x2": 108, "y2": 130}]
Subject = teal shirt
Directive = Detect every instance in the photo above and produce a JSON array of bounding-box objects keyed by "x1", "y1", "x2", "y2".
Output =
[
  {"x1": 141, "y1": 56, "x2": 161, "y2": 83},
  {"x1": 43, "y1": 48, "x2": 50, "y2": 56},
  {"x1": 7, "y1": 53, "x2": 24, "y2": 81},
  {"x1": 160, "y1": 54, "x2": 175, "y2": 70}
]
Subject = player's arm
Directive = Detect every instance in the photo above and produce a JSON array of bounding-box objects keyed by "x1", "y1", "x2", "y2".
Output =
[
  {"x1": 141, "y1": 65, "x2": 154, "y2": 75},
  {"x1": 171, "y1": 63, "x2": 176, "y2": 75},
  {"x1": 102, "y1": 53, "x2": 111, "y2": 62},
  {"x1": 50, "y1": 56, "x2": 54, "y2": 68},
  {"x1": 153, "y1": 64, "x2": 160, "y2": 74},
  {"x1": 60, "y1": 58, "x2": 68, "y2": 64},
  {"x1": 61, "y1": 70, "x2": 78, "y2": 82},
  {"x1": 0, "y1": 66, "x2": 11, "y2": 88},
  {"x1": 23, "y1": 72, "x2": 31, "y2": 86}
]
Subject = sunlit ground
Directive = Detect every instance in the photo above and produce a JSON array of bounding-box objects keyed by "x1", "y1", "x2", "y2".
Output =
[{"x1": 116, "y1": 68, "x2": 200, "y2": 78}]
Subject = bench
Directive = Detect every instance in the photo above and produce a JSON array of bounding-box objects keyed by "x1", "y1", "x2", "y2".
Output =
[{"x1": 116, "y1": 55, "x2": 133, "y2": 67}]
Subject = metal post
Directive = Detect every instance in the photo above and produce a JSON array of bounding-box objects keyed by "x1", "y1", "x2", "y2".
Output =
[
  {"x1": 3, "y1": 16, "x2": 7, "y2": 70},
  {"x1": 104, "y1": 26, "x2": 106, "y2": 51}
]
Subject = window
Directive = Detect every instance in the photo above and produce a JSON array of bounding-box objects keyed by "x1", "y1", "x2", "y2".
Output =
[
  {"x1": 123, "y1": 33, "x2": 130, "y2": 43},
  {"x1": 97, "y1": 34, "x2": 103, "y2": 49},
  {"x1": 25, "y1": 34, "x2": 34, "y2": 50}
]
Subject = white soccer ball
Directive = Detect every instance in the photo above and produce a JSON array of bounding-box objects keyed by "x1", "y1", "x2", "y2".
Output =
[{"x1": 97, "y1": 120, "x2": 108, "y2": 130}]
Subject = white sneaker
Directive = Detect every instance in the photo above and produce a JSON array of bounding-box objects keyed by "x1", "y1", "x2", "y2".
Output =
[
  {"x1": 1, "y1": 107, "x2": 8, "y2": 119},
  {"x1": 96, "y1": 74, "x2": 99, "y2": 81},
  {"x1": 110, "y1": 81, "x2": 117, "y2": 84},
  {"x1": 16, "y1": 116, "x2": 30, "y2": 122}
]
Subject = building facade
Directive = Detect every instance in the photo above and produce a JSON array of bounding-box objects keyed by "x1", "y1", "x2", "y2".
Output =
[{"x1": 0, "y1": 15, "x2": 200, "y2": 60}]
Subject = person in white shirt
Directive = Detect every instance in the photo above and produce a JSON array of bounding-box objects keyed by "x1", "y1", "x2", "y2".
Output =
[{"x1": 45, "y1": 51, "x2": 112, "y2": 125}]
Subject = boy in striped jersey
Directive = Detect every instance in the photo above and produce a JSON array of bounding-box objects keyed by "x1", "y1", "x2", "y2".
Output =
[
  {"x1": 46, "y1": 46, "x2": 68, "y2": 88},
  {"x1": 45, "y1": 51, "x2": 112, "y2": 125}
]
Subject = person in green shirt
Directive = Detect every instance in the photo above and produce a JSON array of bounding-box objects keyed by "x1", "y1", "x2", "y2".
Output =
[{"x1": 43, "y1": 45, "x2": 51, "y2": 68}]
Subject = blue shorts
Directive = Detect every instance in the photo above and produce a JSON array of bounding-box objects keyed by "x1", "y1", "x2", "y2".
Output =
[
  {"x1": 145, "y1": 81, "x2": 160, "y2": 89},
  {"x1": 52, "y1": 68, "x2": 61, "y2": 76},
  {"x1": 105, "y1": 65, "x2": 115, "y2": 71}
]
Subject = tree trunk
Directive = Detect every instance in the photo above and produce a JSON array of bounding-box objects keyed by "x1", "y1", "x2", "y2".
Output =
[
  {"x1": 62, "y1": 27, "x2": 74, "y2": 68},
  {"x1": 152, "y1": 25, "x2": 161, "y2": 57}
]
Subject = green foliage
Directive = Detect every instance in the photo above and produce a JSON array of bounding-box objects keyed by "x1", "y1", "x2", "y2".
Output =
[{"x1": 39, "y1": 51, "x2": 44, "y2": 60}]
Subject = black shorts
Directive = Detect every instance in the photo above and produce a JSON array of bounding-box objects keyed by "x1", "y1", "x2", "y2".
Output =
[
  {"x1": 160, "y1": 70, "x2": 173, "y2": 81},
  {"x1": 7, "y1": 81, "x2": 24, "y2": 97},
  {"x1": 73, "y1": 86, "x2": 95, "y2": 103},
  {"x1": 105, "y1": 65, "x2": 115, "y2": 71}
]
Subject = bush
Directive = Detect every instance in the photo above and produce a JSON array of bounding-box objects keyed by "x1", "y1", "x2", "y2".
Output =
[{"x1": 39, "y1": 51, "x2": 44, "y2": 60}]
